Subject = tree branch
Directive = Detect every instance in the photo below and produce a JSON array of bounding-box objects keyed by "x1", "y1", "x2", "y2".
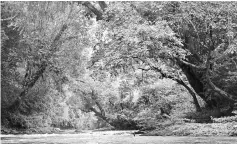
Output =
[
  {"x1": 48, "y1": 24, "x2": 68, "y2": 55},
  {"x1": 80, "y1": 2, "x2": 104, "y2": 20},
  {"x1": 98, "y1": 1, "x2": 107, "y2": 12},
  {"x1": 205, "y1": 50, "x2": 236, "y2": 102},
  {"x1": 176, "y1": 58, "x2": 205, "y2": 70}
]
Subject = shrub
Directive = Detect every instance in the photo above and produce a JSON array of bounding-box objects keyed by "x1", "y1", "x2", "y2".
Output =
[{"x1": 213, "y1": 115, "x2": 237, "y2": 123}]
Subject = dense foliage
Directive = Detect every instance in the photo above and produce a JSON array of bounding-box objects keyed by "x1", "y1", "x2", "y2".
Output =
[{"x1": 1, "y1": 1, "x2": 237, "y2": 132}]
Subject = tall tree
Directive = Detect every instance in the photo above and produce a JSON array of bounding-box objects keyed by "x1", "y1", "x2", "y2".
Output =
[
  {"x1": 87, "y1": 1, "x2": 237, "y2": 115},
  {"x1": 2, "y1": 1, "x2": 92, "y2": 113}
]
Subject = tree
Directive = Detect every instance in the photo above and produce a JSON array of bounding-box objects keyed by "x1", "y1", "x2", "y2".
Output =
[
  {"x1": 88, "y1": 1, "x2": 237, "y2": 115},
  {"x1": 2, "y1": 1, "x2": 237, "y2": 131},
  {"x1": 1, "y1": 1, "x2": 92, "y2": 113},
  {"x1": 164, "y1": 2, "x2": 237, "y2": 113}
]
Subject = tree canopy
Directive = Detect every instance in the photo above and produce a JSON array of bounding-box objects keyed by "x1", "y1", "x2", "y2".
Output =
[{"x1": 1, "y1": 1, "x2": 237, "y2": 130}]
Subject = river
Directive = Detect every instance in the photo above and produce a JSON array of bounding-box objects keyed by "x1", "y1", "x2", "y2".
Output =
[{"x1": 1, "y1": 131, "x2": 237, "y2": 144}]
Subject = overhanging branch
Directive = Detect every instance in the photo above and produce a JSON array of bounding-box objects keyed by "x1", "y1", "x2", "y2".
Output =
[{"x1": 176, "y1": 58, "x2": 205, "y2": 70}]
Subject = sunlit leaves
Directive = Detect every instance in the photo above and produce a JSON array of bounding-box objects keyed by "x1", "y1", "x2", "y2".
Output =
[{"x1": 90, "y1": 2, "x2": 183, "y2": 78}]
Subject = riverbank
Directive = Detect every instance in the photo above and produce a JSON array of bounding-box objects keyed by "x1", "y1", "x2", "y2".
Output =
[
  {"x1": 1, "y1": 126, "x2": 63, "y2": 135},
  {"x1": 1, "y1": 126, "x2": 117, "y2": 135},
  {"x1": 141, "y1": 122, "x2": 237, "y2": 137},
  {"x1": 2, "y1": 117, "x2": 237, "y2": 137},
  {"x1": 2, "y1": 122, "x2": 237, "y2": 137}
]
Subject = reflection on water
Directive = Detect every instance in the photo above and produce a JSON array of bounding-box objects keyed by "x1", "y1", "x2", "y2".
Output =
[{"x1": 1, "y1": 131, "x2": 237, "y2": 144}]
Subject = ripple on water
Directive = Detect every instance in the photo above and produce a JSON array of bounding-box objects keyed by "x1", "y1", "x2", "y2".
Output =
[{"x1": 1, "y1": 133, "x2": 237, "y2": 144}]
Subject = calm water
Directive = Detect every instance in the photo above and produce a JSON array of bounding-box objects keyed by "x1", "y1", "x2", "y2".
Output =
[{"x1": 1, "y1": 131, "x2": 237, "y2": 144}]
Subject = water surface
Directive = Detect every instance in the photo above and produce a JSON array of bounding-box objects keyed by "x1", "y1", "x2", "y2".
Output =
[{"x1": 1, "y1": 131, "x2": 237, "y2": 144}]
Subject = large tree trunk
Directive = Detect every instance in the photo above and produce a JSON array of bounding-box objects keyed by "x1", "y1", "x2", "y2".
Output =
[
  {"x1": 178, "y1": 62, "x2": 210, "y2": 105},
  {"x1": 178, "y1": 59, "x2": 235, "y2": 116},
  {"x1": 176, "y1": 29, "x2": 237, "y2": 116},
  {"x1": 176, "y1": 79, "x2": 201, "y2": 111}
]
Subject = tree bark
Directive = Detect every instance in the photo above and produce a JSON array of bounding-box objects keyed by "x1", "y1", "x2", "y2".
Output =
[
  {"x1": 177, "y1": 26, "x2": 237, "y2": 115},
  {"x1": 177, "y1": 57, "x2": 236, "y2": 115},
  {"x1": 177, "y1": 79, "x2": 201, "y2": 111}
]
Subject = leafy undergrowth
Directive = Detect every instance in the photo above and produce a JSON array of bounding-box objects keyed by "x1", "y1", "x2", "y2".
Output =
[
  {"x1": 1, "y1": 126, "x2": 62, "y2": 135},
  {"x1": 213, "y1": 115, "x2": 237, "y2": 123},
  {"x1": 142, "y1": 118, "x2": 237, "y2": 137},
  {"x1": 141, "y1": 102, "x2": 237, "y2": 136}
]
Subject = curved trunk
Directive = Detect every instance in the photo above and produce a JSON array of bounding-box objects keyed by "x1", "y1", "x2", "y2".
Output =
[
  {"x1": 177, "y1": 27, "x2": 237, "y2": 116},
  {"x1": 178, "y1": 61, "x2": 235, "y2": 115},
  {"x1": 177, "y1": 79, "x2": 201, "y2": 111}
]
